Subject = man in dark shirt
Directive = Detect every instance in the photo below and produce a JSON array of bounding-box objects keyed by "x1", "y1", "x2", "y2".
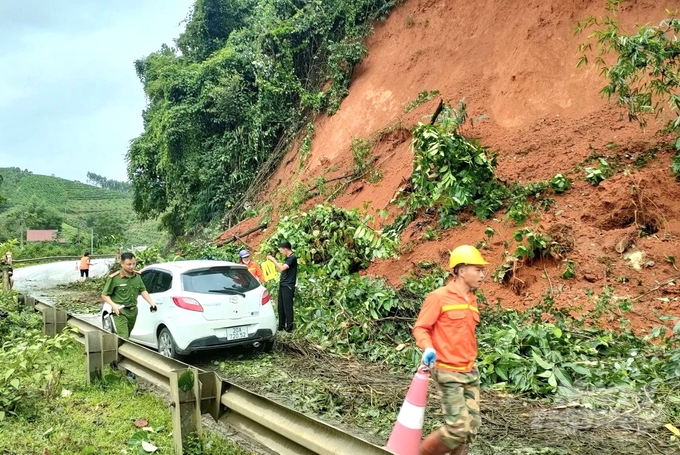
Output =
[{"x1": 267, "y1": 241, "x2": 297, "y2": 333}]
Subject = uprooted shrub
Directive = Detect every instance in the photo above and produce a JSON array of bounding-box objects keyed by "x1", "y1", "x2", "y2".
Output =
[
  {"x1": 262, "y1": 203, "x2": 397, "y2": 277},
  {"x1": 386, "y1": 101, "x2": 507, "y2": 235},
  {"x1": 492, "y1": 227, "x2": 572, "y2": 295}
]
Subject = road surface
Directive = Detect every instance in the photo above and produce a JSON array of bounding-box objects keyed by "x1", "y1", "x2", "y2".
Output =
[{"x1": 13, "y1": 259, "x2": 113, "y2": 326}]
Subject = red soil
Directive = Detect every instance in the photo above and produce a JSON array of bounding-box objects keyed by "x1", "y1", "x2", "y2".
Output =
[{"x1": 218, "y1": 0, "x2": 680, "y2": 334}]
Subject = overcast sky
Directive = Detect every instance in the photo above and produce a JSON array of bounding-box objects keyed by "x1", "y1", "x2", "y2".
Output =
[{"x1": 0, "y1": 0, "x2": 193, "y2": 183}]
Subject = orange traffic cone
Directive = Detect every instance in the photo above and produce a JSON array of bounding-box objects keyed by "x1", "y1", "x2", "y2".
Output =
[{"x1": 386, "y1": 365, "x2": 430, "y2": 455}]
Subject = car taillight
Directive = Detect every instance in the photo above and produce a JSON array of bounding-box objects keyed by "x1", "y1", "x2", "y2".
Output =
[
  {"x1": 172, "y1": 297, "x2": 204, "y2": 312},
  {"x1": 261, "y1": 289, "x2": 271, "y2": 306}
]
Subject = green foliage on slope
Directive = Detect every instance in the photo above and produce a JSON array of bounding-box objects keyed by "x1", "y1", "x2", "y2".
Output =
[{"x1": 128, "y1": 0, "x2": 402, "y2": 237}]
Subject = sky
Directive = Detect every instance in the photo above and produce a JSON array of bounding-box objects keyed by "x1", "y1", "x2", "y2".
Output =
[{"x1": 0, "y1": 0, "x2": 194, "y2": 183}]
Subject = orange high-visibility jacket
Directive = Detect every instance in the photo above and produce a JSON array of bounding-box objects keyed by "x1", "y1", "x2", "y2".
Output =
[
  {"x1": 80, "y1": 256, "x2": 90, "y2": 270},
  {"x1": 413, "y1": 284, "x2": 479, "y2": 373},
  {"x1": 245, "y1": 260, "x2": 265, "y2": 282}
]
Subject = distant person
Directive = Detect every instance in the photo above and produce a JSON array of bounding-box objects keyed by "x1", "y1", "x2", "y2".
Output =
[
  {"x1": 267, "y1": 241, "x2": 297, "y2": 333},
  {"x1": 1, "y1": 251, "x2": 13, "y2": 290},
  {"x1": 114, "y1": 248, "x2": 121, "y2": 264},
  {"x1": 101, "y1": 252, "x2": 156, "y2": 339},
  {"x1": 79, "y1": 252, "x2": 91, "y2": 280},
  {"x1": 239, "y1": 249, "x2": 264, "y2": 282}
]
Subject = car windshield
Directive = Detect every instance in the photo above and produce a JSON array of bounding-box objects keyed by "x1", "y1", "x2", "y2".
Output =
[{"x1": 181, "y1": 267, "x2": 260, "y2": 295}]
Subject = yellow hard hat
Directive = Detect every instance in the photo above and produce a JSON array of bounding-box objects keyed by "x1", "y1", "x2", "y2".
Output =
[{"x1": 449, "y1": 245, "x2": 489, "y2": 269}]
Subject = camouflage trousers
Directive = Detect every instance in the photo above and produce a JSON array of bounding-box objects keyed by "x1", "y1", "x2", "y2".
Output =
[{"x1": 432, "y1": 366, "x2": 481, "y2": 449}]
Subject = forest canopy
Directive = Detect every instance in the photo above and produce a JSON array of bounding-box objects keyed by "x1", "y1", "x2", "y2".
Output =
[{"x1": 127, "y1": 0, "x2": 400, "y2": 237}]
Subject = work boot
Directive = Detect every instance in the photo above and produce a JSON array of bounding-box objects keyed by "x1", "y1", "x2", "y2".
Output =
[
  {"x1": 420, "y1": 432, "x2": 451, "y2": 455},
  {"x1": 450, "y1": 444, "x2": 469, "y2": 455}
]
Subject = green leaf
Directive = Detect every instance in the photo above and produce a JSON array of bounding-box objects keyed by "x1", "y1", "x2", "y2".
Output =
[
  {"x1": 178, "y1": 370, "x2": 195, "y2": 392},
  {"x1": 532, "y1": 351, "x2": 554, "y2": 370},
  {"x1": 128, "y1": 431, "x2": 149, "y2": 447}
]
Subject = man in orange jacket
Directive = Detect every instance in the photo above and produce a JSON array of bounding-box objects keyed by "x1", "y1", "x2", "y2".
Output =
[
  {"x1": 413, "y1": 245, "x2": 489, "y2": 455},
  {"x1": 239, "y1": 249, "x2": 265, "y2": 282}
]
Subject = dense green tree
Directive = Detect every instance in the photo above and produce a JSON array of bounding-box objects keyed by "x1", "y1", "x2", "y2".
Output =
[
  {"x1": 86, "y1": 172, "x2": 130, "y2": 193},
  {"x1": 0, "y1": 175, "x2": 5, "y2": 204},
  {"x1": 128, "y1": 0, "x2": 401, "y2": 238}
]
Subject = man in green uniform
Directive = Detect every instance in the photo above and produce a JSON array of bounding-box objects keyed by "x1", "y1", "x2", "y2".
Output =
[{"x1": 101, "y1": 252, "x2": 156, "y2": 339}]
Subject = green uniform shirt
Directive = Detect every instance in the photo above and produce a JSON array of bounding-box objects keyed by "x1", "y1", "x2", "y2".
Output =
[{"x1": 102, "y1": 272, "x2": 146, "y2": 307}]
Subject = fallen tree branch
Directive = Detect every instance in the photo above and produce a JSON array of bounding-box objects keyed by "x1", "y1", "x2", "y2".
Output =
[
  {"x1": 218, "y1": 223, "x2": 268, "y2": 247},
  {"x1": 632, "y1": 274, "x2": 680, "y2": 302}
]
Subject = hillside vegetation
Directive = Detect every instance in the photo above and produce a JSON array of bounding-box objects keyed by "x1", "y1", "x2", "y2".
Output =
[
  {"x1": 0, "y1": 168, "x2": 163, "y2": 252},
  {"x1": 127, "y1": 0, "x2": 402, "y2": 236}
]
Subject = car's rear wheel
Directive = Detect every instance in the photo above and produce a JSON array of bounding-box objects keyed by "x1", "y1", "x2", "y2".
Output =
[{"x1": 158, "y1": 328, "x2": 182, "y2": 359}]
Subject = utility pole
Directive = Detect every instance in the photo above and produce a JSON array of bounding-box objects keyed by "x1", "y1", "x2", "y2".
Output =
[{"x1": 90, "y1": 227, "x2": 94, "y2": 254}]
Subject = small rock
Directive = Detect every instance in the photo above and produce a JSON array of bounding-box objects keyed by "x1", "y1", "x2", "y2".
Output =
[
  {"x1": 615, "y1": 235, "x2": 631, "y2": 254},
  {"x1": 645, "y1": 261, "x2": 655, "y2": 268},
  {"x1": 584, "y1": 273, "x2": 598, "y2": 283}
]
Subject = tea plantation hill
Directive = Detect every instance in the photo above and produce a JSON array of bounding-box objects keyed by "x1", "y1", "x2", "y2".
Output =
[{"x1": 0, "y1": 167, "x2": 161, "y2": 247}]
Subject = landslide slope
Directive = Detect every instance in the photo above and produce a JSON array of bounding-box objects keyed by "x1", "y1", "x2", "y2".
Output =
[{"x1": 219, "y1": 0, "x2": 680, "y2": 332}]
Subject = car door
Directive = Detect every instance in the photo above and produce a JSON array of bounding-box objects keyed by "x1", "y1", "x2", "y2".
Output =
[
  {"x1": 130, "y1": 270, "x2": 159, "y2": 344},
  {"x1": 137, "y1": 268, "x2": 174, "y2": 346}
]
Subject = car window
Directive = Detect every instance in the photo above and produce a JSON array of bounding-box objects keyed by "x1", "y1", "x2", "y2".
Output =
[
  {"x1": 155, "y1": 271, "x2": 172, "y2": 293},
  {"x1": 181, "y1": 267, "x2": 260, "y2": 294},
  {"x1": 141, "y1": 271, "x2": 157, "y2": 292}
]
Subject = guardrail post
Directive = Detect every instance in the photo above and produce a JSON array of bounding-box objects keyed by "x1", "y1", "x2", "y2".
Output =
[
  {"x1": 85, "y1": 331, "x2": 118, "y2": 383},
  {"x1": 43, "y1": 307, "x2": 68, "y2": 336},
  {"x1": 198, "y1": 371, "x2": 225, "y2": 421},
  {"x1": 169, "y1": 368, "x2": 202, "y2": 454}
]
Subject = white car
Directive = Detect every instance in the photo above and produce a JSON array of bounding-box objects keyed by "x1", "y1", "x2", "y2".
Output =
[{"x1": 101, "y1": 260, "x2": 277, "y2": 359}]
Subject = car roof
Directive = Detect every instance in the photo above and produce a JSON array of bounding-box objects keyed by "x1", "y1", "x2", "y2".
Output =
[{"x1": 144, "y1": 260, "x2": 245, "y2": 273}]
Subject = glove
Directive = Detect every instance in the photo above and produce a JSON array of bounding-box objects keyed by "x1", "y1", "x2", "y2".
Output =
[{"x1": 422, "y1": 348, "x2": 436, "y2": 367}]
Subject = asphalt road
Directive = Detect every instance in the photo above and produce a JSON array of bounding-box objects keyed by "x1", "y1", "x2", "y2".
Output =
[{"x1": 13, "y1": 259, "x2": 113, "y2": 325}]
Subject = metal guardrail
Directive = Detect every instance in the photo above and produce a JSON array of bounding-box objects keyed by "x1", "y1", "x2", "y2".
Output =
[{"x1": 16, "y1": 293, "x2": 394, "y2": 455}]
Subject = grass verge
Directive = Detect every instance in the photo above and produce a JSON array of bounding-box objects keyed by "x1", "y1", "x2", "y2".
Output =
[{"x1": 0, "y1": 327, "x2": 250, "y2": 455}]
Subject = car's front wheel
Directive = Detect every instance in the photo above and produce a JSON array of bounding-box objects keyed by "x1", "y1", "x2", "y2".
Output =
[{"x1": 158, "y1": 327, "x2": 182, "y2": 360}]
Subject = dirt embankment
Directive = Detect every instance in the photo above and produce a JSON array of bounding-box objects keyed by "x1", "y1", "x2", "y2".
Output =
[{"x1": 219, "y1": 0, "x2": 680, "y2": 334}]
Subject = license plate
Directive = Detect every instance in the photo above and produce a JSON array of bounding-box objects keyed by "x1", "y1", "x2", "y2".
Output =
[{"x1": 226, "y1": 326, "x2": 248, "y2": 341}]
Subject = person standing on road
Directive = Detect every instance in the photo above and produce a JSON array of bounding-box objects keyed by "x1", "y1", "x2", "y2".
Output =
[
  {"x1": 79, "y1": 252, "x2": 91, "y2": 280},
  {"x1": 413, "y1": 245, "x2": 489, "y2": 455},
  {"x1": 239, "y1": 249, "x2": 265, "y2": 282},
  {"x1": 267, "y1": 241, "x2": 297, "y2": 333},
  {"x1": 101, "y1": 252, "x2": 156, "y2": 339}
]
